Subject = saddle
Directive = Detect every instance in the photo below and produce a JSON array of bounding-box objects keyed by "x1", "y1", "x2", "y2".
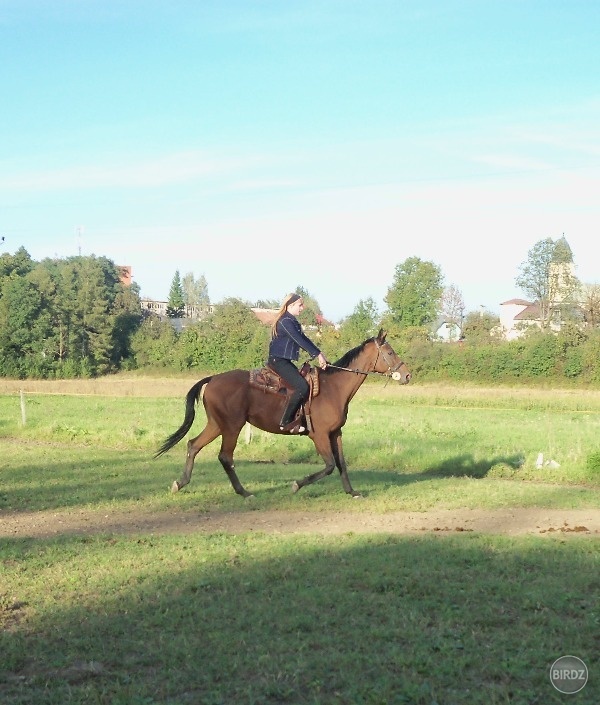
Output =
[{"x1": 249, "y1": 362, "x2": 321, "y2": 432}]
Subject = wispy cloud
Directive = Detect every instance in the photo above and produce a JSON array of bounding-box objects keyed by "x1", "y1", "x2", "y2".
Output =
[
  {"x1": 0, "y1": 150, "x2": 263, "y2": 192},
  {"x1": 471, "y1": 153, "x2": 554, "y2": 172}
]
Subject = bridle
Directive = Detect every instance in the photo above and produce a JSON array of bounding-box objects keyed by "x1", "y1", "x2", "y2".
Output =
[{"x1": 324, "y1": 338, "x2": 407, "y2": 381}]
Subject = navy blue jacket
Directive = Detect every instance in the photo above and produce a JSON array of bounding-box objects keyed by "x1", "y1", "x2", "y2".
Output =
[{"x1": 268, "y1": 312, "x2": 321, "y2": 361}]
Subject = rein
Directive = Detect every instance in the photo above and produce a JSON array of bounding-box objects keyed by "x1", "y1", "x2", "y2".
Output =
[{"x1": 322, "y1": 339, "x2": 406, "y2": 382}]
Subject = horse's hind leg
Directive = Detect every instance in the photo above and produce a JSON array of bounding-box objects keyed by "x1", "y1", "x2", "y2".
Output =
[
  {"x1": 172, "y1": 420, "x2": 221, "y2": 493},
  {"x1": 218, "y1": 429, "x2": 253, "y2": 498}
]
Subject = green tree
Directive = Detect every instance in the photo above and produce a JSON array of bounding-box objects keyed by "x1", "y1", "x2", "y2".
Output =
[
  {"x1": 131, "y1": 315, "x2": 177, "y2": 368},
  {"x1": 441, "y1": 284, "x2": 465, "y2": 338},
  {"x1": 515, "y1": 236, "x2": 580, "y2": 329},
  {"x1": 337, "y1": 297, "x2": 379, "y2": 350},
  {"x1": 295, "y1": 286, "x2": 324, "y2": 329},
  {"x1": 111, "y1": 280, "x2": 143, "y2": 367},
  {"x1": 0, "y1": 276, "x2": 45, "y2": 376},
  {"x1": 181, "y1": 272, "x2": 210, "y2": 308},
  {"x1": 461, "y1": 309, "x2": 501, "y2": 343},
  {"x1": 254, "y1": 297, "x2": 280, "y2": 309},
  {"x1": 77, "y1": 257, "x2": 120, "y2": 374},
  {"x1": 0, "y1": 246, "x2": 34, "y2": 282},
  {"x1": 208, "y1": 297, "x2": 265, "y2": 370},
  {"x1": 581, "y1": 283, "x2": 600, "y2": 328},
  {"x1": 383, "y1": 257, "x2": 444, "y2": 331},
  {"x1": 166, "y1": 270, "x2": 185, "y2": 318}
]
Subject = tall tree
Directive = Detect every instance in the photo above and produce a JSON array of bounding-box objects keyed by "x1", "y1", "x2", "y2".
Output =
[
  {"x1": 201, "y1": 297, "x2": 265, "y2": 370},
  {"x1": 0, "y1": 246, "x2": 34, "y2": 282},
  {"x1": 441, "y1": 284, "x2": 465, "y2": 329},
  {"x1": 112, "y1": 280, "x2": 143, "y2": 365},
  {"x1": 337, "y1": 298, "x2": 379, "y2": 348},
  {"x1": 461, "y1": 309, "x2": 501, "y2": 343},
  {"x1": 295, "y1": 286, "x2": 323, "y2": 329},
  {"x1": 181, "y1": 272, "x2": 210, "y2": 308},
  {"x1": 581, "y1": 283, "x2": 600, "y2": 328},
  {"x1": 384, "y1": 257, "x2": 444, "y2": 329},
  {"x1": 515, "y1": 236, "x2": 580, "y2": 329},
  {"x1": 76, "y1": 256, "x2": 123, "y2": 374},
  {"x1": 0, "y1": 276, "x2": 44, "y2": 374},
  {"x1": 166, "y1": 270, "x2": 185, "y2": 318},
  {"x1": 254, "y1": 297, "x2": 280, "y2": 309}
]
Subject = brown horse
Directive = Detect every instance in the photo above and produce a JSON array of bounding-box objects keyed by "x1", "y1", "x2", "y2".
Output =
[{"x1": 155, "y1": 329, "x2": 411, "y2": 498}]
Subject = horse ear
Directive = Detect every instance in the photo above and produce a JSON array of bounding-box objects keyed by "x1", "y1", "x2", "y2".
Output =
[{"x1": 377, "y1": 328, "x2": 386, "y2": 342}]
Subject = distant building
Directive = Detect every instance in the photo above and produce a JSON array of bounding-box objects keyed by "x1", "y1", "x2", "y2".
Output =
[
  {"x1": 499, "y1": 299, "x2": 543, "y2": 340},
  {"x1": 499, "y1": 235, "x2": 582, "y2": 340},
  {"x1": 140, "y1": 299, "x2": 213, "y2": 320},
  {"x1": 250, "y1": 307, "x2": 336, "y2": 331},
  {"x1": 430, "y1": 316, "x2": 462, "y2": 342},
  {"x1": 140, "y1": 299, "x2": 214, "y2": 333},
  {"x1": 250, "y1": 308, "x2": 278, "y2": 326}
]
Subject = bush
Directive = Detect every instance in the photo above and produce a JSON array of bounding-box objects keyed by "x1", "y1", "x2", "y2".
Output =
[{"x1": 586, "y1": 451, "x2": 600, "y2": 474}]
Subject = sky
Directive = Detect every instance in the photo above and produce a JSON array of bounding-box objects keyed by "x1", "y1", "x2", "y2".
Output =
[{"x1": 1, "y1": 1, "x2": 599, "y2": 323}]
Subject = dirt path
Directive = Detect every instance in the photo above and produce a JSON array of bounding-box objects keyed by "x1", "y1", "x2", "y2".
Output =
[{"x1": 2, "y1": 506, "x2": 600, "y2": 539}]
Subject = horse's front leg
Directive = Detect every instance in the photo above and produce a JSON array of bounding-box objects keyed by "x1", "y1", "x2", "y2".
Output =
[
  {"x1": 291, "y1": 430, "x2": 338, "y2": 493},
  {"x1": 331, "y1": 429, "x2": 360, "y2": 497}
]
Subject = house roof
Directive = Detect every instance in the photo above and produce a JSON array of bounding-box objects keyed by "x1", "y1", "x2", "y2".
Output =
[
  {"x1": 250, "y1": 307, "x2": 335, "y2": 328},
  {"x1": 251, "y1": 308, "x2": 278, "y2": 325},
  {"x1": 514, "y1": 303, "x2": 541, "y2": 320},
  {"x1": 500, "y1": 298, "x2": 533, "y2": 306}
]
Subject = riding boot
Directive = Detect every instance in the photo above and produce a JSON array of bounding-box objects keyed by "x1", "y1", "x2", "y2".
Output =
[{"x1": 279, "y1": 393, "x2": 305, "y2": 434}]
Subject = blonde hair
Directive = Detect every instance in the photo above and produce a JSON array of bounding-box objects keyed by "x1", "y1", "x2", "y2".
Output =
[{"x1": 271, "y1": 293, "x2": 301, "y2": 338}]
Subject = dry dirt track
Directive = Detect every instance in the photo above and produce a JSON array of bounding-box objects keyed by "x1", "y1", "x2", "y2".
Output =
[{"x1": 2, "y1": 506, "x2": 600, "y2": 539}]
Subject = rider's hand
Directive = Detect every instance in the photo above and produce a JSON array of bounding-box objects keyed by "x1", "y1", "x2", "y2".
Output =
[{"x1": 317, "y1": 353, "x2": 328, "y2": 370}]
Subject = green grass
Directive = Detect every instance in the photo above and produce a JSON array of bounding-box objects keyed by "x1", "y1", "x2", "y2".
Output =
[
  {"x1": 2, "y1": 382, "x2": 600, "y2": 704},
  {"x1": 1, "y1": 383, "x2": 600, "y2": 514},
  {"x1": 2, "y1": 532, "x2": 599, "y2": 705}
]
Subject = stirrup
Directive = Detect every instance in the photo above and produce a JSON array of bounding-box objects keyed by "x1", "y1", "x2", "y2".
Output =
[{"x1": 279, "y1": 419, "x2": 306, "y2": 434}]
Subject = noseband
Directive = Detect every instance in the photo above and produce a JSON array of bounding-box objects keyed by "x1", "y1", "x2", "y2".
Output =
[{"x1": 373, "y1": 338, "x2": 407, "y2": 380}]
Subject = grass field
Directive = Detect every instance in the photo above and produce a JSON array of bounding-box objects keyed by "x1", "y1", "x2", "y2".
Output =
[{"x1": 1, "y1": 376, "x2": 599, "y2": 704}]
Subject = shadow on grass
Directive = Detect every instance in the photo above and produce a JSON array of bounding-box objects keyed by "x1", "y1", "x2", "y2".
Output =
[
  {"x1": 0, "y1": 532, "x2": 596, "y2": 705},
  {"x1": 1, "y1": 449, "x2": 166, "y2": 513},
  {"x1": 427, "y1": 453, "x2": 524, "y2": 478},
  {"x1": 0, "y1": 442, "x2": 539, "y2": 516},
  {"x1": 2, "y1": 446, "x2": 309, "y2": 514}
]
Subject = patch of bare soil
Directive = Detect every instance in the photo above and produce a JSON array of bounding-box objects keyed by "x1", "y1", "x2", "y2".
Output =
[{"x1": 2, "y1": 507, "x2": 600, "y2": 539}]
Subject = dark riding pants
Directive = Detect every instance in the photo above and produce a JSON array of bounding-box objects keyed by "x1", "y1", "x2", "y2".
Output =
[{"x1": 268, "y1": 357, "x2": 309, "y2": 425}]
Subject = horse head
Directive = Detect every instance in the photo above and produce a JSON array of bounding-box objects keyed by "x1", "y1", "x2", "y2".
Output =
[{"x1": 372, "y1": 329, "x2": 411, "y2": 384}]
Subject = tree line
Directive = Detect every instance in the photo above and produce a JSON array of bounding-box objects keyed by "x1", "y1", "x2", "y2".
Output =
[{"x1": 1, "y1": 238, "x2": 599, "y2": 383}]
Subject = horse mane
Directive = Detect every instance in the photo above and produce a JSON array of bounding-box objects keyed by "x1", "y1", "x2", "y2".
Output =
[{"x1": 326, "y1": 337, "x2": 373, "y2": 373}]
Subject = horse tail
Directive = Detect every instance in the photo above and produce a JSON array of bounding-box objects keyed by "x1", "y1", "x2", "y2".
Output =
[{"x1": 154, "y1": 377, "x2": 212, "y2": 458}]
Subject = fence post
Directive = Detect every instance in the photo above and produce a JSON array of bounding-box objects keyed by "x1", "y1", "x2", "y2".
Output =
[{"x1": 20, "y1": 390, "x2": 27, "y2": 425}]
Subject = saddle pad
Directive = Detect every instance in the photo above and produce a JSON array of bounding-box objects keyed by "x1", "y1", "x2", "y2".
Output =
[
  {"x1": 249, "y1": 367, "x2": 286, "y2": 394},
  {"x1": 249, "y1": 366, "x2": 320, "y2": 397}
]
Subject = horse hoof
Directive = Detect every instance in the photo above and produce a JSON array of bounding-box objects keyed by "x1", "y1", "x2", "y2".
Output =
[
  {"x1": 291, "y1": 481, "x2": 300, "y2": 493},
  {"x1": 352, "y1": 493, "x2": 363, "y2": 499},
  {"x1": 171, "y1": 481, "x2": 180, "y2": 494},
  {"x1": 244, "y1": 494, "x2": 255, "y2": 501}
]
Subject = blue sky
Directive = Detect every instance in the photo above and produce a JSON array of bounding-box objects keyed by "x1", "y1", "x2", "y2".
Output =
[{"x1": 2, "y1": 1, "x2": 599, "y2": 322}]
